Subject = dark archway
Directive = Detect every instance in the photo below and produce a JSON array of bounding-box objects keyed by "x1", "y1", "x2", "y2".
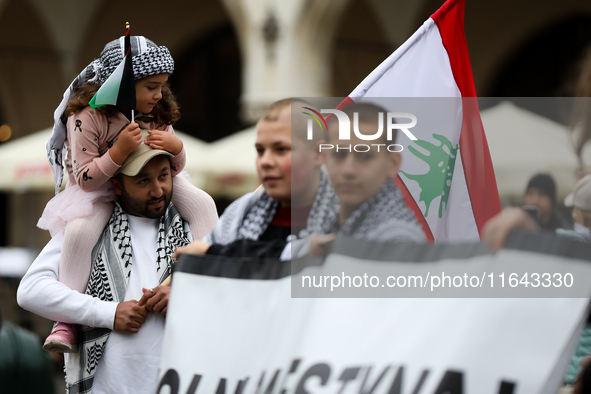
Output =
[
  {"x1": 0, "y1": 0, "x2": 62, "y2": 137},
  {"x1": 0, "y1": 0, "x2": 52, "y2": 247},
  {"x1": 331, "y1": 0, "x2": 394, "y2": 97},
  {"x1": 491, "y1": 15, "x2": 591, "y2": 97},
  {"x1": 169, "y1": 25, "x2": 245, "y2": 142},
  {"x1": 485, "y1": 15, "x2": 591, "y2": 122}
]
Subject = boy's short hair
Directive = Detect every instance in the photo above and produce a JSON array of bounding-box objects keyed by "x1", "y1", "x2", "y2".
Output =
[
  {"x1": 327, "y1": 102, "x2": 395, "y2": 145},
  {"x1": 258, "y1": 98, "x2": 326, "y2": 145},
  {"x1": 260, "y1": 98, "x2": 292, "y2": 122}
]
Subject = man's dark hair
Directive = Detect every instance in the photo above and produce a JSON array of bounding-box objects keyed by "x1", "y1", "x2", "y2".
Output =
[
  {"x1": 526, "y1": 173, "x2": 556, "y2": 205},
  {"x1": 113, "y1": 172, "x2": 125, "y2": 185}
]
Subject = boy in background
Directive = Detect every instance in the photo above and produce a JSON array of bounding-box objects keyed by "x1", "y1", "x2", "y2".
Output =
[
  {"x1": 174, "y1": 98, "x2": 338, "y2": 259},
  {"x1": 310, "y1": 102, "x2": 425, "y2": 255}
]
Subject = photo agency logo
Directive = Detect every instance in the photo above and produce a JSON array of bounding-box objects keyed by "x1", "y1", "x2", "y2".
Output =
[{"x1": 302, "y1": 106, "x2": 418, "y2": 152}]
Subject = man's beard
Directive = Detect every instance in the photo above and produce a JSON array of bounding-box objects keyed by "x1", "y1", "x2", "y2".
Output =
[{"x1": 120, "y1": 185, "x2": 172, "y2": 219}]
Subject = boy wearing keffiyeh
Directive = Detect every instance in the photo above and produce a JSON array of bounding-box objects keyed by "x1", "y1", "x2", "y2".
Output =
[
  {"x1": 314, "y1": 102, "x2": 426, "y2": 251},
  {"x1": 174, "y1": 98, "x2": 339, "y2": 259}
]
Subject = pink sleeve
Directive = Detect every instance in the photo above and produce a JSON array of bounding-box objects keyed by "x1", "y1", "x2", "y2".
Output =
[
  {"x1": 69, "y1": 110, "x2": 121, "y2": 191},
  {"x1": 166, "y1": 125, "x2": 186, "y2": 175}
]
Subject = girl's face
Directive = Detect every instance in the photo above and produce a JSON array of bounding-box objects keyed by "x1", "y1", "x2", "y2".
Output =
[{"x1": 135, "y1": 73, "x2": 169, "y2": 114}]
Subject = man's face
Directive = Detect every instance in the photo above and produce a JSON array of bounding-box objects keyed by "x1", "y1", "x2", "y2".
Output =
[
  {"x1": 113, "y1": 155, "x2": 173, "y2": 218},
  {"x1": 255, "y1": 105, "x2": 323, "y2": 207},
  {"x1": 325, "y1": 121, "x2": 400, "y2": 215},
  {"x1": 135, "y1": 73, "x2": 169, "y2": 114},
  {"x1": 525, "y1": 187, "x2": 553, "y2": 225},
  {"x1": 255, "y1": 106, "x2": 293, "y2": 206}
]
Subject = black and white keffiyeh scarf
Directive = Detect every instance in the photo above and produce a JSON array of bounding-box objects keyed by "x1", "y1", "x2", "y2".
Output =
[
  {"x1": 336, "y1": 178, "x2": 425, "y2": 242},
  {"x1": 47, "y1": 36, "x2": 174, "y2": 195},
  {"x1": 65, "y1": 202, "x2": 190, "y2": 394},
  {"x1": 236, "y1": 171, "x2": 339, "y2": 241}
]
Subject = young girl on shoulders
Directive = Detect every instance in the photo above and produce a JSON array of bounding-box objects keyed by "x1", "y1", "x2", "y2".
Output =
[{"x1": 39, "y1": 35, "x2": 218, "y2": 353}]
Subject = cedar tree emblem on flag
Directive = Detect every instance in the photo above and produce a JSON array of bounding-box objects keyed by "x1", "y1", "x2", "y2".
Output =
[
  {"x1": 335, "y1": 0, "x2": 501, "y2": 242},
  {"x1": 89, "y1": 22, "x2": 136, "y2": 110}
]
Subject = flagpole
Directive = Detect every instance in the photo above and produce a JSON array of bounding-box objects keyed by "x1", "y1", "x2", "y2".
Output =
[{"x1": 127, "y1": 22, "x2": 134, "y2": 124}]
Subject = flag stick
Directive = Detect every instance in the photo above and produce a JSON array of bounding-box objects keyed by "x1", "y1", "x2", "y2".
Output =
[
  {"x1": 160, "y1": 274, "x2": 171, "y2": 287},
  {"x1": 128, "y1": 22, "x2": 133, "y2": 125}
]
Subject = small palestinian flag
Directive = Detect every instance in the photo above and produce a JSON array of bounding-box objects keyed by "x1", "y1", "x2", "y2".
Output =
[{"x1": 89, "y1": 22, "x2": 136, "y2": 110}]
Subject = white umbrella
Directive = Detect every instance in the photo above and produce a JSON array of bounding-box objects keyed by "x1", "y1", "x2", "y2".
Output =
[
  {"x1": 0, "y1": 128, "x2": 210, "y2": 192},
  {"x1": 481, "y1": 101, "x2": 578, "y2": 202},
  {"x1": 208, "y1": 126, "x2": 257, "y2": 174},
  {"x1": 197, "y1": 126, "x2": 260, "y2": 198},
  {"x1": 177, "y1": 131, "x2": 211, "y2": 189},
  {"x1": 0, "y1": 128, "x2": 56, "y2": 192}
]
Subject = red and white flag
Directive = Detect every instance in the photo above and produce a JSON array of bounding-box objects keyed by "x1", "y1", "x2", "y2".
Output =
[{"x1": 339, "y1": 0, "x2": 500, "y2": 242}]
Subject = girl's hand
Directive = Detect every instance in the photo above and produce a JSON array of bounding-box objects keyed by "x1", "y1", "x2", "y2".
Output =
[
  {"x1": 110, "y1": 122, "x2": 142, "y2": 164},
  {"x1": 145, "y1": 130, "x2": 183, "y2": 155}
]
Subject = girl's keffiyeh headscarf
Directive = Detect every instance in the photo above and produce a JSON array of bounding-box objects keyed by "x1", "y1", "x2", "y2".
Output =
[{"x1": 47, "y1": 36, "x2": 174, "y2": 195}]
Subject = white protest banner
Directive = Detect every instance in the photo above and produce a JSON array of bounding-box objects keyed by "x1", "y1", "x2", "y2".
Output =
[{"x1": 157, "y1": 232, "x2": 591, "y2": 394}]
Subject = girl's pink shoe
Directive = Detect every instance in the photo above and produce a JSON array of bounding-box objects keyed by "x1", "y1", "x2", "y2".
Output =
[{"x1": 42, "y1": 322, "x2": 78, "y2": 353}]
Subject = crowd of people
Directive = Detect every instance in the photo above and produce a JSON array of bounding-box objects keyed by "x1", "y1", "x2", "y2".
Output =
[{"x1": 10, "y1": 32, "x2": 591, "y2": 394}]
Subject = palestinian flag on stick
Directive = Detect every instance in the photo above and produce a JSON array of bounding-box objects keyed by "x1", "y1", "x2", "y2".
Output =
[{"x1": 89, "y1": 22, "x2": 136, "y2": 110}]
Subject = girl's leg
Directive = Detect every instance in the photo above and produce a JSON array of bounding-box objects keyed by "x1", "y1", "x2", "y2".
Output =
[
  {"x1": 43, "y1": 202, "x2": 113, "y2": 353},
  {"x1": 59, "y1": 202, "x2": 114, "y2": 291},
  {"x1": 171, "y1": 174, "x2": 218, "y2": 240}
]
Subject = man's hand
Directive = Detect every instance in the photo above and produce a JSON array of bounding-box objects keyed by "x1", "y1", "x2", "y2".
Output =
[
  {"x1": 172, "y1": 240, "x2": 212, "y2": 258},
  {"x1": 309, "y1": 233, "x2": 336, "y2": 257},
  {"x1": 145, "y1": 130, "x2": 183, "y2": 156},
  {"x1": 114, "y1": 300, "x2": 148, "y2": 333},
  {"x1": 110, "y1": 122, "x2": 142, "y2": 164},
  {"x1": 482, "y1": 207, "x2": 539, "y2": 251},
  {"x1": 139, "y1": 286, "x2": 171, "y2": 316}
]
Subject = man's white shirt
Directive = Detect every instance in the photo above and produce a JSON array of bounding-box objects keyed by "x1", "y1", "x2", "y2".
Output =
[
  {"x1": 18, "y1": 214, "x2": 166, "y2": 393},
  {"x1": 93, "y1": 215, "x2": 164, "y2": 394}
]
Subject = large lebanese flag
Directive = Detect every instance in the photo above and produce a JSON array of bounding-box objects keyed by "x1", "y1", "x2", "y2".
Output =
[{"x1": 338, "y1": 0, "x2": 500, "y2": 242}]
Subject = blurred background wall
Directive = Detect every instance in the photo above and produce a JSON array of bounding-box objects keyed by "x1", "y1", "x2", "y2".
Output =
[
  {"x1": 1, "y1": 2, "x2": 591, "y2": 387},
  {"x1": 1, "y1": 0, "x2": 591, "y2": 249}
]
